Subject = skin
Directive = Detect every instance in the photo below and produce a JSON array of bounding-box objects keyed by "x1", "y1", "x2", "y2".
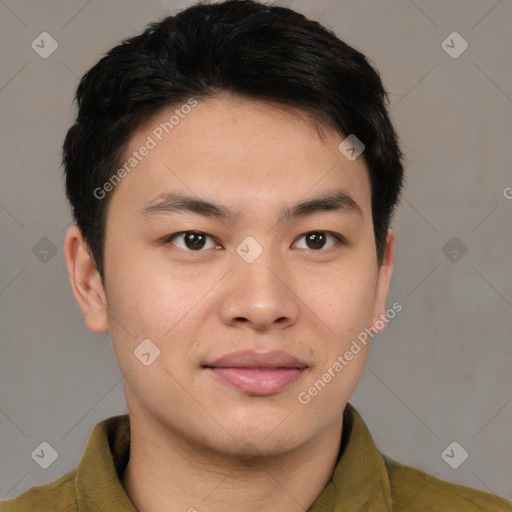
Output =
[{"x1": 64, "y1": 93, "x2": 395, "y2": 512}]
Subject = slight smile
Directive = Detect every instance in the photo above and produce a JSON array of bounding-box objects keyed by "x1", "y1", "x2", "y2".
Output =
[{"x1": 203, "y1": 350, "x2": 309, "y2": 395}]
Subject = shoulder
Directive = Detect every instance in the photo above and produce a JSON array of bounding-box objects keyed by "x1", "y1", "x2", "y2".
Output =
[
  {"x1": 383, "y1": 454, "x2": 512, "y2": 511},
  {"x1": 0, "y1": 470, "x2": 77, "y2": 512}
]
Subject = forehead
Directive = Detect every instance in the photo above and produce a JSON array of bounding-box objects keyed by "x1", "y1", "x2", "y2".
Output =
[{"x1": 106, "y1": 94, "x2": 371, "y2": 221}]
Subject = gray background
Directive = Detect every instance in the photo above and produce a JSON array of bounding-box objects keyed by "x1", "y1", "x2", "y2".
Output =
[{"x1": 1, "y1": 0, "x2": 511, "y2": 503}]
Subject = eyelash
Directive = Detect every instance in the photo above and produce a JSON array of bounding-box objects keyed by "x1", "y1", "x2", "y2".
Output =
[{"x1": 162, "y1": 231, "x2": 346, "y2": 252}]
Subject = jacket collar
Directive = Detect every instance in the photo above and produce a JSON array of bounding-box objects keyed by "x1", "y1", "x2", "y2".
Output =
[
  {"x1": 309, "y1": 402, "x2": 393, "y2": 511},
  {"x1": 75, "y1": 402, "x2": 392, "y2": 511}
]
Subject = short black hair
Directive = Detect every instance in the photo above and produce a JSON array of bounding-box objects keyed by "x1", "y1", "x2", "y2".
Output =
[{"x1": 63, "y1": 0, "x2": 404, "y2": 285}]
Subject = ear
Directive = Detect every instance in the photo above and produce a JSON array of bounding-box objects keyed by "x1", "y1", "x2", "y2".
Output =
[
  {"x1": 371, "y1": 228, "x2": 395, "y2": 334},
  {"x1": 63, "y1": 225, "x2": 109, "y2": 334}
]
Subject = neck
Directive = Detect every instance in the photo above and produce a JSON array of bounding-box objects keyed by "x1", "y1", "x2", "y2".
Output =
[{"x1": 121, "y1": 412, "x2": 343, "y2": 512}]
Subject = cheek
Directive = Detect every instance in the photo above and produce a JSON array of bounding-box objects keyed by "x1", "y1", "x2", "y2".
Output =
[
  {"x1": 110, "y1": 269, "x2": 183, "y2": 337},
  {"x1": 103, "y1": 242, "x2": 172, "y2": 339},
  {"x1": 308, "y1": 264, "x2": 378, "y2": 335},
  {"x1": 297, "y1": 273, "x2": 377, "y2": 414},
  {"x1": 105, "y1": 249, "x2": 224, "y2": 369}
]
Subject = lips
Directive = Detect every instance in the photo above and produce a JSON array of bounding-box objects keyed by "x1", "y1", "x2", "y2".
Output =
[
  {"x1": 204, "y1": 350, "x2": 308, "y2": 395},
  {"x1": 206, "y1": 350, "x2": 308, "y2": 369}
]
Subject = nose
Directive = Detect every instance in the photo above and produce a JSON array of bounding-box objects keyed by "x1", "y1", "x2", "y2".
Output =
[{"x1": 218, "y1": 245, "x2": 300, "y2": 331}]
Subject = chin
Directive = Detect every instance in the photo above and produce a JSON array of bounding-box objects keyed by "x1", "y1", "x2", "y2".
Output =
[{"x1": 218, "y1": 435, "x2": 303, "y2": 460}]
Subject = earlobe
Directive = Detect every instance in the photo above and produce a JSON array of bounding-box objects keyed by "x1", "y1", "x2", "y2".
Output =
[
  {"x1": 371, "y1": 228, "x2": 395, "y2": 333},
  {"x1": 63, "y1": 225, "x2": 109, "y2": 334}
]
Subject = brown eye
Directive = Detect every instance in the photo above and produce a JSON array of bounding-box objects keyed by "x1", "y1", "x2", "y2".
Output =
[
  {"x1": 306, "y1": 232, "x2": 327, "y2": 250},
  {"x1": 294, "y1": 232, "x2": 342, "y2": 251},
  {"x1": 184, "y1": 232, "x2": 207, "y2": 250},
  {"x1": 165, "y1": 231, "x2": 217, "y2": 251}
]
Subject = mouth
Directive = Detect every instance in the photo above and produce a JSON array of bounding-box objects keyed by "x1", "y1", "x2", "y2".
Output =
[{"x1": 203, "y1": 350, "x2": 308, "y2": 396}]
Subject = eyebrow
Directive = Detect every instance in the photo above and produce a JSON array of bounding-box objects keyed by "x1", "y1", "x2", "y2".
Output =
[{"x1": 140, "y1": 189, "x2": 363, "y2": 223}]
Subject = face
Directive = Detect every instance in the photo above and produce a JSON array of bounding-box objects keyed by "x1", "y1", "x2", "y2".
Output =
[{"x1": 65, "y1": 94, "x2": 394, "y2": 458}]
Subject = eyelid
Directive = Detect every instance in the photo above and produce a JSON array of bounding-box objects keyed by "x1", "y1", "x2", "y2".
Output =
[
  {"x1": 163, "y1": 231, "x2": 220, "y2": 250},
  {"x1": 293, "y1": 231, "x2": 344, "y2": 250},
  {"x1": 163, "y1": 230, "x2": 346, "y2": 252}
]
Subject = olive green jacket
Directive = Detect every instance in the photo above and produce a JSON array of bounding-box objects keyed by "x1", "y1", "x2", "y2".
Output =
[{"x1": 1, "y1": 403, "x2": 510, "y2": 511}]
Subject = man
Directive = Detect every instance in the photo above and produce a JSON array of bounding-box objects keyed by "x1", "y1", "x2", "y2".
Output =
[{"x1": 1, "y1": 0, "x2": 510, "y2": 510}]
